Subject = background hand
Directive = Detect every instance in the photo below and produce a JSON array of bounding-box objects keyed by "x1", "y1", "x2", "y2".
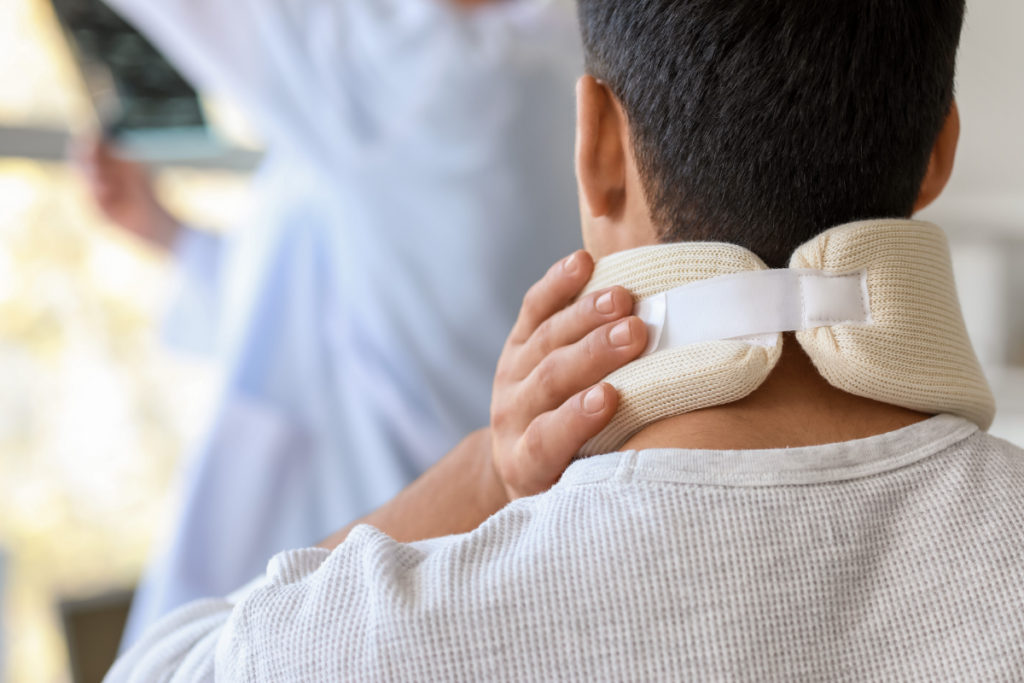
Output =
[
  {"x1": 72, "y1": 136, "x2": 182, "y2": 251},
  {"x1": 490, "y1": 250, "x2": 648, "y2": 500}
]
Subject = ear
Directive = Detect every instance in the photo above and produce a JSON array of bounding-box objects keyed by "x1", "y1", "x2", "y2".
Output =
[
  {"x1": 914, "y1": 100, "x2": 960, "y2": 213},
  {"x1": 576, "y1": 76, "x2": 627, "y2": 219}
]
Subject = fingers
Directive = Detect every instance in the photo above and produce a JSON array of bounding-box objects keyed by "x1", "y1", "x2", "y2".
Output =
[
  {"x1": 491, "y1": 251, "x2": 645, "y2": 501},
  {"x1": 510, "y1": 285, "x2": 633, "y2": 379},
  {"x1": 507, "y1": 251, "x2": 594, "y2": 345},
  {"x1": 505, "y1": 383, "x2": 619, "y2": 499},
  {"x1": 515, "y1": 315, "x2": 647, "y2": 421}
]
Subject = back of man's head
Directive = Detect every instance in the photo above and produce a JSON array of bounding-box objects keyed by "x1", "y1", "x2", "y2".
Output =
[{"x1": 577, "y1": 0, "x2": 965, "y2": 268}]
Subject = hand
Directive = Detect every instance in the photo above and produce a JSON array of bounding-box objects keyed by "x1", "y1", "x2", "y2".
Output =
[
  {"x1": 490, "y1": 250, "x2": 648, "y2": 500},
  {"x1": 72, "y1": 136, "x2": 181, "y2": 251},
  {"x1": 317, "y1": 251, "x2": 647, "y2": 550}
]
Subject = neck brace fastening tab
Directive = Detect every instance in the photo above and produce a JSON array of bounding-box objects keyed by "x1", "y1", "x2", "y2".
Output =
[
  {"x1": 578, "y1": 219, "x2": 995, "y2": 457},
  {"x1": 635, "y1": 268, "x2": 872, "y2": 356}
]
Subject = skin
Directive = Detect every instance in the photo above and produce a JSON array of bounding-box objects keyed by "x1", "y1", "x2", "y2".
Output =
[
  {"x1": 82, "y1": 64, "x2": 959, "y2": 547},
  {"x1": 322, "y1": 78, "x2": 959, "y2": 548},
  {"x1": 914, "y1": 100, "x2": 960, "y2": 213},
  {"x1": 73, "y1": 137, "x2": 181, "y2": 251},
  {"x1": 318, "y1": 254, "x2": 646, "y2": 547},
  {"x1": 576, "y1": 75, "x2": 958, "y2": 450},
  {"x1": 71, "y1": 0, "x2": 566, "y2": 553},
  {"x1": 77, "y1": 133, "x2": 640, "y2": 548}
]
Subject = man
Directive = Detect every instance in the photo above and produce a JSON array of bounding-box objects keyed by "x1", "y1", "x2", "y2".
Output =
[
  {"x1": 87, "y1": 0, "x2": 584, "y2": 646},
  {"x1": 108, "y1": 0, "x2": 1024, "y2": 679}
]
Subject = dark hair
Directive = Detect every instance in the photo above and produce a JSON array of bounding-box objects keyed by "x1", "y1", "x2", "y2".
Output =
[{"x1": 577, "y1": 0, "x2": 964, "y2": 268}]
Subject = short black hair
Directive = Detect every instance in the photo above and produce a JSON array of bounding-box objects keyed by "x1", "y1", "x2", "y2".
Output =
[{"x1": 577, "y1": 0, "x2": 964, "y2": 268}]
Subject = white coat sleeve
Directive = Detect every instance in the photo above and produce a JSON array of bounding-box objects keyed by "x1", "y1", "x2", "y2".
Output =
[
  {"x1": 161, "y1": 228, "x2": 224, "y2": 356},
  {"x1": 102, "y1": 0, "x2": 333, "y2": 149},
  {"x1": 99, "y1": 0, "x2": 441, "y2": 164}
]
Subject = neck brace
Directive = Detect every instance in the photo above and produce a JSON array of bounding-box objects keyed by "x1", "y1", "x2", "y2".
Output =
[{"x1": 578, "y1": 218, "x2": 996, "y2": 457}]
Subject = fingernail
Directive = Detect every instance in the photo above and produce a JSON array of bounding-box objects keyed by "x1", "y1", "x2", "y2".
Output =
[
  {"x1": 609, "y1": 319, "x2": 633, "y2": 347},
  {"x1": 583, "y1": 385, "x2": 606, "y2": 413},
  {"x1": 562, "y1": 253, "x2": 579, "y2": 274},
  {"x1": 595, "y1": 291, "x2": 615, "y2": 314}
]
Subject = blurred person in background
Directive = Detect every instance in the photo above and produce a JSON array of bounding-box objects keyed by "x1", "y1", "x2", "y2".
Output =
[{"x1": 78, "y1": 0, "x2": 583, "y2": 648}]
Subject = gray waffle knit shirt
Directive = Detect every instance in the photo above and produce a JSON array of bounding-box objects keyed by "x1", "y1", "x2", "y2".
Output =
[{"x1": 107, "y1": 415, "x2": 1024, "y2": 682}]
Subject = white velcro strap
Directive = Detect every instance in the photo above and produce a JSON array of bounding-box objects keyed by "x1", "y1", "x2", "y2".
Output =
[{"x1": 635, "y1": 269, "x2": 872, "y2": 358}]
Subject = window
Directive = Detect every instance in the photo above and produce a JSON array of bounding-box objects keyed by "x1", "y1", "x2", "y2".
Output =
[{"x1": 0, "y1": 2, "x2": 252, "y2": 681}]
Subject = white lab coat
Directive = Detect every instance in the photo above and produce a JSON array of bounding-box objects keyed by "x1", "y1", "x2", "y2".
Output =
[{"x1": 108, "y1": 0, "x2": 584, "y2": 647}]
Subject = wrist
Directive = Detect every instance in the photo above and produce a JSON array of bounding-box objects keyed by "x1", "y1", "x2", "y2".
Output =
[
  {"x1": 473, "y1": 428, "x2": 510, "y2": 518},
  {"x1": 153, "y1": 209, "x2": 183, "y2": 251}
]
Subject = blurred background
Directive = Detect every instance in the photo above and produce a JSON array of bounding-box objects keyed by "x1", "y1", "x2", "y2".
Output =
[
  {"x1": 0, "y1": 0, "x2": 1020, "y2": 681},
  {"x1": 0, "y1": 0, "x2": 259, "y2": 680}
]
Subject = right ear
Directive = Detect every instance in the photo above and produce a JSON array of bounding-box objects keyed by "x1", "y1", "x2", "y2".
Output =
[
  {"x1": 576, "y1": 76, "x2": 628, "y2": 220},
  {"x1": 914, "y1": 100, "x2": 960, "y2": 213}
]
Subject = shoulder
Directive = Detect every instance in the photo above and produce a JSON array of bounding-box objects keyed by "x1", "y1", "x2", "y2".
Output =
[
  {"x1": 233, "y1": 491, "x2": 564, "y2": 601},
  {"x1": 953, "y1": 428, "x2": 1024, "y2": 465},
  {"x1": 924, "y1": 427, "x2": 1024, "y2": 519},
  {"x1": 215, "y1": 493, "x2": 574, "y2": 677}
]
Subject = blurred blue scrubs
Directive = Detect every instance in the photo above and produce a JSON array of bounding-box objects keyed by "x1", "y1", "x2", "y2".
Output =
[{"x1": 108, "y1": 0, "x2": 584, "y2": 646}]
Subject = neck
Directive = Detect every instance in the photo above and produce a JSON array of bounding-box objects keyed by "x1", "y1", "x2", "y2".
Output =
[{"x1": 622, "y1": 334, "x2": 931, "y2": 452}]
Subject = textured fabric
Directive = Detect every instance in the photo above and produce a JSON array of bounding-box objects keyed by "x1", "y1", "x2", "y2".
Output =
[
  {"x1": 106, "y1": 415, "x2": 1024, "y2": 682},
  {"x1": 579, "y1": 243, "x2": 782, "y2": 455},
  {"x1": 578, "y1": 219, "x2": 995, "y2": 456},
  {"x1": 634, "y1": 268, "x2": 871, "y2": 355},
  {"x1": 106, "y1": 0, "x2": 585, "y2": 645},
  {"x1": 793, "y1": 220, "x2": 995, "y2": 429}
]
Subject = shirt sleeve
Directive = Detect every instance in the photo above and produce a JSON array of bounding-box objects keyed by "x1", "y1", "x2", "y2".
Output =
[
  {"x1": 100, "y1": 0, "x2": 455, "y2": 163},
  {"x1": 103, "y1": 574, "x2": 272, "y2": 683},
  {"x1": 104, "y1": 527, "x2": 455, "y2": 681},
  {"x1": 160, "y1": 227, "x2": 224, "y2": 356},
  {"x1": 101, "y1": 0, "x2": 332, "y2": 147}
]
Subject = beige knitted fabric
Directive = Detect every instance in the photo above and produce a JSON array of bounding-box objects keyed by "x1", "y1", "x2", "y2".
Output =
[
  {"x1": 579, "y1": 219, "x2": 995, "y2": 457},
  {"x1": 579, "y1": 244, "x2": 783, "y2": 456},
  {"x1": 792, "y1": 220, "x2": 995, "y2": 430}
]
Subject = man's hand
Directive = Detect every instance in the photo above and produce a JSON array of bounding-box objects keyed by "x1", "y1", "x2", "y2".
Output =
[
  {"x1": 317, "y1": 250, "x2": 646, "y2": 550},
  {"x1": 490, "y1": 250, "x2": 647, "y2": 500},
  {"x1": 73, "y1": 136, "x2": 181, "y2": 251}
]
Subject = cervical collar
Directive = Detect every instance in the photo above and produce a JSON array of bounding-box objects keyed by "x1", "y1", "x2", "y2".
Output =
[{"x1": 579, "y1": 218, "x2": 996, "y2": 457}]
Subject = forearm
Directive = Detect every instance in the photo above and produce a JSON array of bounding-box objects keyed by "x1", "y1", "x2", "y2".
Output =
[
  {"x1": 143, "y1": 205, "x2": 182, "y2": 252},
  {"x1": 324, "y1": 253, "x2": 643, "y2": 553},
  {"x1": 317, "y1": 428, "x2": 508, "y2": 550}
]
